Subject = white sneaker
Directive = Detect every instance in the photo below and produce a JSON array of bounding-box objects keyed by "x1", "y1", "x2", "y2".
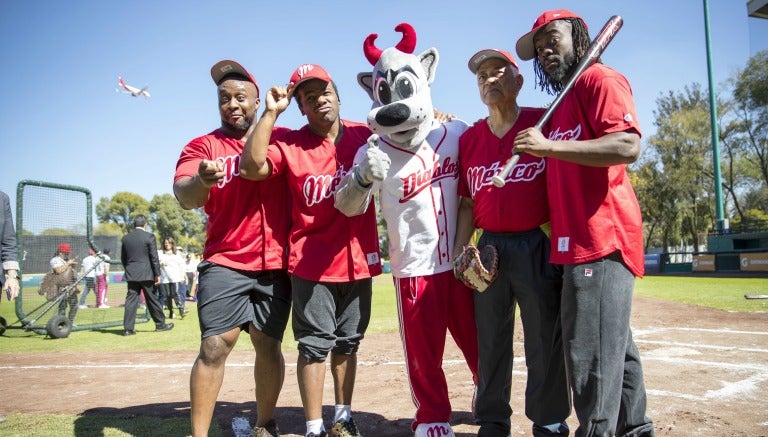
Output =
[
  {"x1": 78, "y1": 305, "x2": 88, "y2": 309},
  {"x1": 415, "y1": 423, "x2": 453, "y2": 437},
  {"x1": 98, "y1": 305, "x2": 110, "y2": 309}
]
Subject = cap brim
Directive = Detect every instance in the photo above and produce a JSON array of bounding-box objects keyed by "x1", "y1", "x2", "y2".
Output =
[
  {"x1": 290, "y1": 76, "x2": 329, "y2": 90},
  {"x1": 515, "y1": 28, "x2": 540, "y2": 61},
  {"x1": 468, "y1": 49, "x2": 519, "y2": 73},
  {"x1": 210, "y1": 60, "x2": 260, "y2": 95}
]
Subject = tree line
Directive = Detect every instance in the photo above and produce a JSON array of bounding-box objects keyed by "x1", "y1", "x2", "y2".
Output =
[
  {"x1": 632, "y1": 50, "x2": 768, "y2": 252},
  {"x1": 94, "y1": 192, "x2": 206, "y2": 254},
  {"x1": 91, "y1": 51, "x2": 768, "y2": 257}
]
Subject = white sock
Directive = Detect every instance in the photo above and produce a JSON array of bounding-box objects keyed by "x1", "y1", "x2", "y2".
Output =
[
  {"x1": 334, "y1": 404, "x2": 351, "y2": 423},
  {"x1": 306, "y1": 418, "x2": 324, "y2": 436}
]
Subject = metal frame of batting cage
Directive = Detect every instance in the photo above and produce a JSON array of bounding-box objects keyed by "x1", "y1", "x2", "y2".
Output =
[{"x1": 2, "y1": 180, "x2": 151, "y2": 338}]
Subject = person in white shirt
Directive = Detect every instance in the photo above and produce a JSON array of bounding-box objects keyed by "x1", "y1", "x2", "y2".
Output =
[
  {"x1": 77, "y1": 249, "x2": 98, "y2": 308},
  {"x1": 159, "y1": 237, "x2": 188, "y2": 318}
]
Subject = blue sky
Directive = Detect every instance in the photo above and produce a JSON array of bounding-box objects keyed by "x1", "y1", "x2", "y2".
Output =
[{"x1": 1, "y1": 1, "x2": 767, "y2": 216}]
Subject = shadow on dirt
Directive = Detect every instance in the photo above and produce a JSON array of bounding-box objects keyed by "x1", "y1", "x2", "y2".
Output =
[{"x1": 76, "y1": 403, "x2": 477, "y2": 436}]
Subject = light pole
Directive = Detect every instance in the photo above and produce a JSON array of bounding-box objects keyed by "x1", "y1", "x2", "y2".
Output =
[{"x1": 703, "y1": 0, "x2": 728, "y2": 233}]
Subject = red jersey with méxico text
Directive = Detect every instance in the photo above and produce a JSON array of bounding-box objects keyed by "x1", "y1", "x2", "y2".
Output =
[
  {"x1": 544, "y1": 63, "x2": 644, "y2": 277},
  {"x1": 174, "y1": 128, "x2": 290, "y2": 272},
  {"x1": 458, "y1": 108, "x2": 549, "y2": 232},
  {"x1": 266, "y1": 120, "x2": 382, "y2": 282}
]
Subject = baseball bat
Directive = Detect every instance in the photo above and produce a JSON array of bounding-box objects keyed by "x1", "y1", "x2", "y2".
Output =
[{"x1": 491, "y1": 15, "x2": 624, "y2": 188}]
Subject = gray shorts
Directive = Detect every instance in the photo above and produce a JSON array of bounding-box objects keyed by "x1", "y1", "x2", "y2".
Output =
[
  {"x1": 196, "y1": 261, "x2": 291, "y2": 341},
  {"x1": 291, "y1": 275, "x2": 372, "y2": 362}
]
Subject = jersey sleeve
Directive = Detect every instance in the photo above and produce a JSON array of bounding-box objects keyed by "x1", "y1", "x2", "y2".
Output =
[
  {"x1": 265, "y1": 143, "x2": 286, "y2": 177},
  {"x1": 583, "y1": 68, "x2": 642, "y2": 138},
  {"x1": 174, "y1": 137, "x2": 210, "y2": 182}
]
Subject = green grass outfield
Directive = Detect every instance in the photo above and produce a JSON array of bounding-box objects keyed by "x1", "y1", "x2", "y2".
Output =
[{"x1": 0, "y1": 274, "x2": 765, "y2": 436}]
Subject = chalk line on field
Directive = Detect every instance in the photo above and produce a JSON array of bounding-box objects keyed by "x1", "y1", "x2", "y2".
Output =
[
  {"x1": 648, "y1": 372, "x2": 768, "y2": 401},
  {"x1": 635, "y1": 327, "x2": 768, "y2": 336},
  {"x1": 636, "y1": 338, "x2": 768, "y2": 354}
]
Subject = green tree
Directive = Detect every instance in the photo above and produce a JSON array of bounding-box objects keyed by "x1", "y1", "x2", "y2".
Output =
[
  {"x1": 149, "y1": 194, "x2": 206, "y2": 253},
  {"x1": 721, "y1": 50, "x2": 768, "y2": 227},
  {"x1": 95, "y1": 192, "x2": 150, "y2": 234},
  {"x1": 93, "y1": 222, "x2": 123, "y2": 236},
  {"x1": 638, "y1": 84, "x2": 715, "y2": 251},
  {"x1": 631, "y1": 162, "x2": 680, "y2": 250},
  {"x1": 179, "y1": 208, "x2": 206, "y2": 254},
  {"x1": 149, "y1": 194, "x2": 186, "y2": 242},
  {"x1": 40, "y1": 228, "x2": 77, "y2": 236}
]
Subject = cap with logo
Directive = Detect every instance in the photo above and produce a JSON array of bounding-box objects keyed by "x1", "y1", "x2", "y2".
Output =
[
  {"x1": 468, "y1": 49, "x2": 519, "y2": 74},
  {"x1": 288, "y1": 64, "x2": 333, "y2": 90},
  {"x1": 515, "y1": 9, "x2": 586, "y2": 61},
  {"x1": 210, "y1": 60, "x2": 260, "y2": 96}
]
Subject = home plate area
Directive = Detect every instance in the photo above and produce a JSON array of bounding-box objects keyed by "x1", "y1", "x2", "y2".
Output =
[
  {"x1": 230, "y1": 297, "x2": 768, "y2": 437},
  {"x1": 1, "y1": 296, "x2": 766, "y2": 436}
]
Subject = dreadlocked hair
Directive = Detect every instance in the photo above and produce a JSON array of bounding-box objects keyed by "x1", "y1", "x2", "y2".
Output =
[{"x1": 534, "y1": 18, "x2": 597, "y2": 96}]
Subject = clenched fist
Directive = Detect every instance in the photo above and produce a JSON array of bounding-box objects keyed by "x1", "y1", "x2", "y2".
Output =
[{"x1": 197, "y1": 159, "x2": 225, "y2": 188}]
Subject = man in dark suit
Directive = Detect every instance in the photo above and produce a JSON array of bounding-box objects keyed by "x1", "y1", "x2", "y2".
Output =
[
  {"x1": 121, "y1": 214, "x2": 174, "y2": 336},
  {"x1": 1, "y1": 190, "x2": 20, "y2": 304}
]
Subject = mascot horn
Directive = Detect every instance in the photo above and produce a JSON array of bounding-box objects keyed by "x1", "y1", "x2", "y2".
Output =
[{"x1": 357, "y1": 23, "x2": 439, "y2": 149}]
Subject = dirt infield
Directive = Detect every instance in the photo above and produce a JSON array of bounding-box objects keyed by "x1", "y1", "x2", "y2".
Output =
[{"x1": 2, "y1": 295, "x2": 767, "y2": 436}]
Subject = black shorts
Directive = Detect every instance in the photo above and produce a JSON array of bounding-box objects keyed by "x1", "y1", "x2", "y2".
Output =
[{"x1": 196, "y1": 261, "x2": 291, "y2": 341}]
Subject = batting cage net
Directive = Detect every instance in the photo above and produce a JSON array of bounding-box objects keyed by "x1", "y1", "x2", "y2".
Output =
[{"x1": 10, "y1": 180, "x2": 148, "y2": 338}]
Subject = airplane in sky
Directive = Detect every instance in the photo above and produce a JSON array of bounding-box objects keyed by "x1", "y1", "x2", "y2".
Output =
[{"x1": 116, "y1": 76, "x2": 150, "y2": 98}]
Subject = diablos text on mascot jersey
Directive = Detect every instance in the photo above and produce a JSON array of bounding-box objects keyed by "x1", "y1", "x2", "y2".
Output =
[{"x1": 333, "y1": 22, "x2": 479, "y2": 437}]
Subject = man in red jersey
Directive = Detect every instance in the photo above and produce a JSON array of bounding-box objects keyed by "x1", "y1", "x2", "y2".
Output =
[
  {"x1": 455, "y1": 49, "x2": 570, "y2": 437},
  {"x1": 240, "y1": 64, "x2": 381, "y2": 437},
  {"x1": 174, "y1": 60, "x2": 291, "y2": 437},
  {"x1": 513, "y1": 10, "x2": 655, "y2": 437}
]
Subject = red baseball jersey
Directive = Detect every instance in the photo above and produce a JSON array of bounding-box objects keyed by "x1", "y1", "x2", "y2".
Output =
[
  {"x1": 544, "y1": 63, "x2": 645, "y2": 277},
  {"x1": 174, "y1": 128, "x2": 291, "y2": 272},
  {"x1": 458, "y1": 108, "x2": 549, "y2": 232},
  {"x1": 266, "y1": 120, "x2": 382, "y2": 282}
]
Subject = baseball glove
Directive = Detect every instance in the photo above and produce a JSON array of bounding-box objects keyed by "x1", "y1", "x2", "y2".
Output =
[{"x1": 453, "y1": 244, "x2": 499, "y2": 292}]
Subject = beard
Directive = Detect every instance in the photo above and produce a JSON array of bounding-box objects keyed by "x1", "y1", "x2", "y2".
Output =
[
  {"x1": 222, "y1": 116, "x2": 253, "y2": 133},
  {"x1": 547, "y1": 51, "x2": 577, "y2": 85}
]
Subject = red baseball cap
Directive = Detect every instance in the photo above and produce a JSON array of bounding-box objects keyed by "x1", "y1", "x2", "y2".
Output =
[
  {"x1": 515, "y1": 9, "x2": 586, "y2": 61},
  {"x1": 210, "y1": 60, "x2": 260, "y2": 96},
  {"x1": 468, "y1": 49, "x2": 519, "y2": 74},
  {"x1": 288, "y1": 64, "x2": 333, "y2": 90},
  {"x1": 58, "y1": 243, "x2": 72, "y2": 253}
]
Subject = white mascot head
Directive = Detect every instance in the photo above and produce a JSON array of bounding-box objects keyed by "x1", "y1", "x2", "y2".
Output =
[{"x1": 357, "y1": 23, "x2": 438, "y2": 150}]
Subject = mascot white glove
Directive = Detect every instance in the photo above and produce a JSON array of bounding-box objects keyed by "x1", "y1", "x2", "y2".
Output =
[{"x1": 354, "y1": 134, "x2": 391, "y2": 186}]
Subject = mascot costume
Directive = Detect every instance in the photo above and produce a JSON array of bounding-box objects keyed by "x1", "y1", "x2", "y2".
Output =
[{"x1": 334, "y1": 23, "x2": 479, "y2": 437}]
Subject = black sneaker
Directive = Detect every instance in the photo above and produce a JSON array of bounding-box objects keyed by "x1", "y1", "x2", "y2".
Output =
[
  {"x1": 331, "y1": 418, "x2": 361, "y2": 437},
  {"x1": 155, "y1": 322, "x2": 174, "y2": 332}
]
